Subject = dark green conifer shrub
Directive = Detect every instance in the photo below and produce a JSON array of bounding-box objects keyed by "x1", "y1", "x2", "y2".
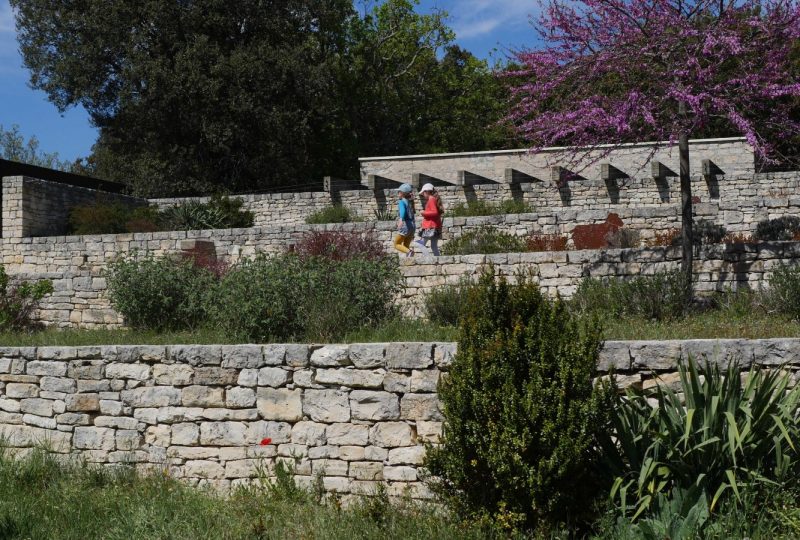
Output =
[{"x1": 424, "y1": 269, "x2": 613, "y2": 533}]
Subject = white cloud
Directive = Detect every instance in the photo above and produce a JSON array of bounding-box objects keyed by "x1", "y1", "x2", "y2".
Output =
[{"x1": 448, "y1": 0, "x2": 536, "y2": 39}]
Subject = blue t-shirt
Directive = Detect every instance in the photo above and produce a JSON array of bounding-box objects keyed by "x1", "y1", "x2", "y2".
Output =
[{"x1": 397, "y1": 198, "x2": 415, "y2": 232}]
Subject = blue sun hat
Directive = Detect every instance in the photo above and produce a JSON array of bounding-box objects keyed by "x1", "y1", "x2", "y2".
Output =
[{"x1": 398, "y1": 183, "x2": 413, "y2": 193}]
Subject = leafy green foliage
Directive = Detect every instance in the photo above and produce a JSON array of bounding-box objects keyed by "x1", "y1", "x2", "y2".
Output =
[
  {"x1": 0, "y1": 266, "x2": 53, "y2": 331},
  {"x1": 692, "y1": 219, "x2": 727, "y2": 246},
  {"x1": 105, "y1": 255, "x2": 216, "y2": 331},
  {"x1": 755, "y1": 216, "x2": 800, "y2": 241},
  {"x1": 441, "y1": 227, "x2": 528, "y2": 255},
  {"x1": 763, "y1": 264, "x2": 800, "y2": 319},
  {"x1": 425, "y1": 269, "x2": 613, "y2": 532},
  {"x1": 208, "y1": 254, "x2": 400, "y2": 342},
  {"x1": 159, "y1": 196, "x2": 254, "y2": 230},
  {"x1": 603, "y1": 357, "x2": 800, "y2": 525},
  {"x1": 571, "y1": 270, "x2": 692, "y2": 321},
  {"x1": 305, "y1": 204, "x2": 362, "y2": 225},
  {"x1": 446, "y1": 199, "x2": 534, "y2": 217},
  {"x1": 0, "y1": 124, "x2": 71, "y2": 170},
  {"x1": 423, "y1": 278, "x2": 476, "y2": 327}
]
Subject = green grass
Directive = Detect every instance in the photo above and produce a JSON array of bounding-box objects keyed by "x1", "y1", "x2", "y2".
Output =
[
  {"x1": 0, "y1": 449, "x2": 482, "y2": 540},
  {"x1": 601, "y1": 312, "x2": 800, "y2": 340}
]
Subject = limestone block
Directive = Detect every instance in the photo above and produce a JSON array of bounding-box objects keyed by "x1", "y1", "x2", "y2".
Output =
[
  {"x1": 169, "y1": 345, "x2": 222, "y2": 366},
  {"x1": 262, "y1": 344, "x2": 287, "y2": 366},
  {"x1": 433, "y1": 343, "x2": 456, "y2": 368},
  {"x1": 370, "y1": 422, "x2": 415, "y2": 447},
  {"x1": 56, "y1": 412, "x2": 90, "y2": 425},
  {"x1": 37, "y1": 347, "x2": 79, "y2": 361},
  {"x1": 629, "y1": 341, "x2": 682, "y2": 370},
  {"x1": 181, "y1": 386, "x2": 224, "y2": 407},
  {"x1": 77, "y1": 380, "x2": 110, "y2": 393},
  {"x1": 121, "y1": 387, "x2": 181, "y2": 408},
  {"x1": 315, "y1": 369, "x2": 385, "y2": 389},
  {"x1": 257, "y1": 388, "x2": 303, "y2": 422},
  {"x1": 99, "y1": 400, "x2": 123, "y2": 415},
  {"x1": 153, "y1": 365, "x2": 193, "y2": 386},
  {"x1": 598, "y1": 342, "x2": 633, "y2": 371},
  {"x1": 752, "y1": 339, "x2": 799, "y2": 366},
  {"x1": 116, "y1": 430, "x2": 142, "y2": 450},
  {"x1": 383, "y1": 373, "x2": 410, "y2": 393},
  {"x1": 193, "y1": 368, "x2": 238, "y2": 386},
  {"x1": 308, "y1": 445, "x2": 340, "y2": 460},
  {"x1": 417, "y1": 421, "x2": 443, "y2": 443},
  {"x1": 202, "y1": 408, "x2": 259, "y2": 422},
  {"x1": 68, "y1": 362, "x2": 104, "y2": 380},
  {"x1": 410, "y1": 370, "x2": 439, "y2": 393},
  {"x1": 285, "y1": 344, "x2": 310, "y2": 367},
  {"x1": 40, "y1": 377, "x2": 76, "y2": 394},
  {"x1": 0, "y1": 398, "x2": 20, "y2": 413},
  {"x1": 145, "y1": 425, "x2": 171, "y2": 447},
  {"x1": 226, "y1": 387, "x2": 256, "y2": 408},
  {"x1": 0, "y1": 424, "x2": 71, "y2": 452},
  {"x1": 349, "y1": 344, "x2": 386, "y2": 369},
  {"x1": 322, "y1": 476, "x2": 351, "y2": 494},
  {"x1": 312, "y1": 459, "x2": 349, "y2": 477},
  {"x1": 349, "y1": 391, "x2": 399, "y2": 421},
  {"x1": 113, "y1": 346, "x2": 167, "y2": 364},
  {"x1": 277, "y1": 443, "x2": 309, "y2": 458},
  {"x1": 200, "y1": 422, "x2": 247, "y2": 446},
  {"x1": 326, "y1": 423, "x2": 369, "y2": 446},
  {"x1": 385, "y1": 343, "x2": 433, "y2": 370},
  {"x1": 338, "y1": 446, "x2": 366, "y2": 461},
  {"x1": 184, "y1": 460, "x2": 225, "y2": 479},
  {"x1": 245, "y1": 420, "x2": 291, "y2": 445},
  {"x1": 23, "y1": 414, "x2": 56, "y2": 429},
  {"x1": 74, "y1": 427, "x2": 116, "y2": 450},
  {"x1": 221, "y1": 345, "x2": 264, "y2": 369},
  {"x1": 682, "y1": 339, "x2": 754, "y2": 368},
  {"x1": 237, "y1": 369, "x2": 258, "y2": 387},
  {"x1": 225, "y1": 459, "x2": 259, "y2": 478},
  {"x1": 400, "y1": 394, "x2": 442, "y2": 421},
  {"x1": 155, "y1": 407, "x2": 205, "y2": 423},
  {"x1": 6, "y1": 383, "x2": 39, "y2": 399},
  {"x1": 384, "y1": 466, "x2": 417, "y2": 481},
  {"x1": 26, "y1": 361, "x2": 67, "y2": 377},
  {"x1": 349, "y1": 462, "x2": 383, "y2": 481},
  {"x1": 387, "y1": 446, "x2": 426, "y2": 465},
  {"x1": 105, "y1": 363, "x2": 150, "y2": 381},
  {"x1": 303, "y1": 390, "x2": 350, "y2": 422},
  {"x1": 65, "y1": 394, "x2": 100, "y2": 412},
  {"x1": 20, "y1": 398, "x2": 54, "y2": 417},
  {"x1": 94, "y1": 416, "x2": 138, "y2": 430},
  {"x1": 310, "y1": 345, "x2": 350, "y2": 367},
  {"x1": 291, "y1": 421, "x2": 327, "y2": 446},
  {"x1": 171, "y1": 423, "x2": 200, "y2": 446},
  {"x1": 258, "y1": 367, "x2": 290, "y2": 387}
]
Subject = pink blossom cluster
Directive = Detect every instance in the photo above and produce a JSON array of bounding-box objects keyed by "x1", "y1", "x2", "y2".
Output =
[{"x1": 507, "y1": 0, "x2": 800, "y2": 166}]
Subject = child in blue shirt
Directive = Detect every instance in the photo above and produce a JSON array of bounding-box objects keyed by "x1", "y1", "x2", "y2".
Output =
[{"x1": 393, "y1": 183, "x2": 416, "y2": 256}]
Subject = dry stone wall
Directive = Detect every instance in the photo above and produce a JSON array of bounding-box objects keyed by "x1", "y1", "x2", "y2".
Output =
[{"x1": 0, "y1": 339, "x2": 796, "y2": 497}]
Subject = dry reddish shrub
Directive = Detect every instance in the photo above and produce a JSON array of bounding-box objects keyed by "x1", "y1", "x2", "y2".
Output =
[
  {"x1": 292, "y1": 230, "x2": 387, "y2": 261},
  {"x1": 723, "y1": 232, "x2": 756, "y2": 244},
  {"x1": 527, "y1": 234, "x2": 570, "y2": 252},
  {"x1": 646, "y1": 228, "x2": 681, "y2": 247}
]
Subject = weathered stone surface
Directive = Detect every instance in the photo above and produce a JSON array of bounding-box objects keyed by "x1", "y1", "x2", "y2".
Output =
[
  {"x1": 629, "y1": 341, "x2": 681, "y2": 370},
  {"x1": 221, "y1": 345, "x2": 264, "y2": 369},
  {"x1": 384, "y1": 466, "x2": 417, "y2": 481},
  {"x1": 74, "y1": 427, "x2": 116, "y2": 450},
  {"x1": 237, "y1": 369, "x2": 258, "y2": 387},
  {"x1": 6, "y1": 383, "x2": 38, "y2": 399},
  {"x1": 200, "y1": 422, "x2": 247, "y2": 446},
  {"x1": 262, "y1": 345, "x2": 287, "y2": 366},
  {"x1": 598, "y1": 341, "x2": 633, "y2": 371},
  {"x1": 349, "y1": 461, "x2": 383, "y2": 481},
  {"x1": 170, "y1": 345, "x2": 222, "y2": 366},
  {"x1": 315, "y1": 369, "x2": 384, "y2": 389},
  {"x1": 0, "y1": 424, "x2": 71, "y2": 451},
  {"x1": 410, "y1": 370, "x2": 439, "y2": 393},
  {"x1": 40, "y1": 377, "x2": 76, "y2": 393},
  {"x1": 303, "y1": 390, "x2": 350, "y2": 422},
  {"x1": 226, "y1": 387, "x2": 256, "y2": 408},
  {"x1": 291, "y1": 421, "x2": 327, "y2": 446},
  {"x1": 349, "y1": 391, "x2": 399, "y2": 421},
  {"x1": 184, "y1": 460, "x2": 225, "y2": 479},
  {"x1": 145, "y1": 425, "x2": 171, "y2": 447},
  {"x1": 370, "y1": 422, "x2": 415, "y2": 447},
  {"x1": 326, "y1": 423, "x2": 369, "y2": 446},
  {"x1": 246, "y1": 420, "x2": 291, "y2": 445},
  {"x1": 433, "y1": 343, "x2": 456, "y2": 368},
  {"x1": 193, "y1": 368, "x2": 238, "y2": 386},
  {"x1": 387, "y1": 446, "x2": 425, "y2": 465},
  {"x1": 349, "y1": 344, "x2": 385, "y2": 369},
  {"x1": 400, "y1": 394, "x2": 442, "y2": 421},
  {"x1": 681, "y1": 339, "x2": 753, "y2": 368},
  {"x1": 20, "y1": 398, "x2": 54, "y2": 417},
  {"x1": 153, "y1": 364, "x2": 193, "y2": 386},
  {"x1": 105, "y1": 363, "x2": 150, "y2": 381},
  {"x1": 23, "y1": 414, "x2": 56, "y2": 429},
  {"x1": 181, "y1": 386, "x2": 224, "y2": 407},
  {"x1": 116, "y1": 430, "x2": 142, "y2": 450},
  {"x1": 284, "y1": 345, "x2": 310, "y2": 367},
  {"x1": 312, "y1": 459, "x2": 349, "y2": 477},
  {"x1": 65, "y1": 394, "x2": 100, "y2": 412},
  {"x1": 258, "y1": 367, "x2": 290, "y2": 387},
  {"x1": 114, "y1": 345, "x2": 166, "y2": 363},
  {"x1": 310, "y1": 345, "x2": 351, "y2": 367},
  {"x1": 416, "y1": 421, "x2": 442, "y2": 443},
  {"x1": 121, "y1": 387, "x2": 181, "y2": 408},
  {"x1": 0, "y1": 398, "x2": 20, "y2": 413},
  {"x1": 383, "y1": 373, "x2": 410, "y2": 393},
  {"x1": 99, "y1": 400, "x2": 123, "y2": 415},
  {"x1": 26, "y1": 361, "x2": 67, "y2": 377},
  {"x1": 172, "y1": 423, "x2": 200, "y2": 445},
  {"x1": 257, "y1": 388, "x2": 303, "y2": 422},
  {"x1": 385, "y1": 343, "x2": 433, "y2": 370}
]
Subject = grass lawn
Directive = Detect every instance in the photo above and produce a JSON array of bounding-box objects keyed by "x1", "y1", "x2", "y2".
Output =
[
  {"x1": 0, "y1": 450, "x2": 482, "y2": 540},
  {"x1": 601, "y1": 312, "x2": 800, "y2": 340}
]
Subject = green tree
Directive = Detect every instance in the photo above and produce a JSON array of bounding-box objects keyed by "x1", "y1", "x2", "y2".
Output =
[{"x1": 0, "y1": 124, "x2": 70, "y2": 170}]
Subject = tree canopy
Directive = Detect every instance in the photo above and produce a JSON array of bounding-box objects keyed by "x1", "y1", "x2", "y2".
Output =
[
  {"x1": 12, "y1": 0, "x2": 513, "y2": 196},
  {"x1": 0, "y1": 124, "x2": 71, "y2": 170}
]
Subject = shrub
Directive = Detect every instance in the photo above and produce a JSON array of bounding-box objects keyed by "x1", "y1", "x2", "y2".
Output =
[
  {"x1": 425, "y1": 269, "x2": 613, "y2": 532},
  {"x1": 423, "y1": 277, "x2": 476, "y2": 326},
  {"x1": 571, "y1": 269, "x2": 692, "y2": 321},
  {"x1": 526, "y1": 234, "x2": 569, "y2": 252},
  {"x1": 446, "y1": 199, "x2": 534, "y2": 217},
  {"x1": 68, "y1": 201, "x2": 137, "y2": 235},
  {"x1": 0, "y1": 266, "x2": 53, "y2": 330},
  {"x1": 603, "y1": 357, "x2": 800, "y2": 523},
  {"x1": 209, "y1": 254, "x2": 400, "y2": 342},
  {"x1": 105, "y1": 255, "x2": 216, "y2": 330},
  {"x1": 693, "y1": 220, "x2": 727, "y2": 246},
  {"x1": 441, "y1": 227, "x2": 527, "y2": 255},
  {"x1": 124, "y1": 206, "x2": 162, "y2": 233},
  {"x1": 762, "y1": 264, "x2": 800, "y2": 319},
  {"x1": 755, "y1": 216, "x2": 800, "y2": 241},
  {"x1": 292, "y1": 231, "x2": 385, "y2": 262},
  {"x1": 305, "y1": 204, "x2": 361, "y2": 224},
  {"x1": 605, "y1": 228, "x2": 641, "y2": 249},
  {"x1": 160, "y1": 196, "x2": 254, "y2": 230},
  {"x1": 373, "y1": 207, "x2": 394, "y2": 221},
  {"x1": 722, "y1": 232, "x2": 755, "y2": 244},
  {"x1": 646, "y1": 228, "x2": 681, "y2": 247}
]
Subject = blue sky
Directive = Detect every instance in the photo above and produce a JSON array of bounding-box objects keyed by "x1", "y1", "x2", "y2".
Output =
[{"x1": 0, "y1": 0, "x2": 539, "y2": 163}]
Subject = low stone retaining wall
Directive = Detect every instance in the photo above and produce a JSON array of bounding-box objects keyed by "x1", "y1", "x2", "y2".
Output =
[{"x1": 0, "y1": 340, "x2": 795, "y2": 497}]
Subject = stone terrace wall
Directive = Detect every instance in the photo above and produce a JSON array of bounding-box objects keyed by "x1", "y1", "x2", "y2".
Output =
[
  {"x1": 0, "y1": 339, "x2": 797, "y2": 497},
  {"x1": 2, "y1": 176, "x2": 147, "y2": 238},
  {"x1": 359, "y1": 138, "x2": 754, "y2": 184}
]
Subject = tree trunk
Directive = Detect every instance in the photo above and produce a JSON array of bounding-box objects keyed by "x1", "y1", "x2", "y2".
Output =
[{"x1": 678, "y1": 119, "x2": 693, "y2": 304}]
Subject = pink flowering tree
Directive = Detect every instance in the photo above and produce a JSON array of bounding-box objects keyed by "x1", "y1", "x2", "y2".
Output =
[{"x1": 508, "y1": 0, "x2": 800, "y2": 292}]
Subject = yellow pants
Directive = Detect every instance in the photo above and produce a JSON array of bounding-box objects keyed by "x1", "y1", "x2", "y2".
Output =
[{"x1": 393, "y1": 233, "x2": 413, "y2": 254}]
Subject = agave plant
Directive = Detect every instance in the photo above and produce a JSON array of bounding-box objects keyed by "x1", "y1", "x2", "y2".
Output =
[{"x1": 603, "y1": 356, "x2": 800, "y2": 521}]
